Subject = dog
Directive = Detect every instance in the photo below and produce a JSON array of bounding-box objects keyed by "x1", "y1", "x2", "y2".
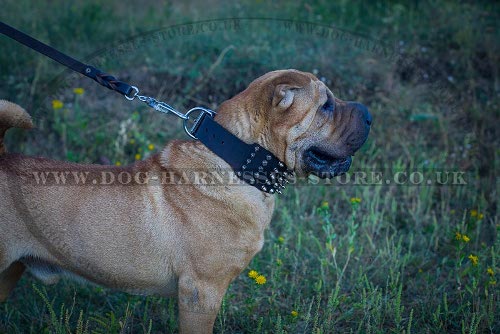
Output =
[{"x1": 0, "y1": 69, "x2": 371, "y2": 333}]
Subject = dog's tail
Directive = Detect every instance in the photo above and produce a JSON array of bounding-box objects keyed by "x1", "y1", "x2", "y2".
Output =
[{"x1": 0, "y1": 100, "x2": 33, "y2": 155}]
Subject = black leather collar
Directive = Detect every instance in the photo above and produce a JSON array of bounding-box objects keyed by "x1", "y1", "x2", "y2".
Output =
[{"x1": 192, "y1": 113, "x2": 293, "y2": 194}]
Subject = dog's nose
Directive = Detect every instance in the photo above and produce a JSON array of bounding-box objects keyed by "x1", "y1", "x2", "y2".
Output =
[{"x1": 349, "y1": 102, "x2": 372, "y2": 126}]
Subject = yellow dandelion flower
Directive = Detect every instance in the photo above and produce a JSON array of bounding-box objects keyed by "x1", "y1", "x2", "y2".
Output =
[
  {"x1": 52, "y1": 99, "x2": 63, "y2": 110},
  {"x1": 462, "y1": 235, "x2": 470, "y2": 243},
  {"x1": 468, "y1": 254, "x2": 478, "y2": 266},
  {"x1": 291, "y1": 310, "x2": 299, "y2": 317},
  {"x1": 278, "y1": 236, "x2": 285, "y2": 244},
  {"x1": 129, "y1": 139, "x2": 136, "y2": 144},
  {"x1": 135, "y1": 153, "x2": 141, "y2": 161},
  {"x1": 470, "y1": 209, "x2": 478, "y2": 217},
  {"x1": 248, "y1": 270, "x2": 259, "y2": 279},
  {"x1": 255, "y1": 275, "x2": 267, "y2": 285},
  {"x1": 320, "y1": 201, "x2": 329, "y2": 209},
  {"x1": 455, "y1": 232, "x2": 462, "y2": 240},
  {"x1": 418, "y1": 268, "x2": 423, "y2": 273},
  {"x1": 148, "y1": 144, "x2": 155, "y2": 151},
  {"x1": 478, "y1": 213, "x2": 484, "y2": 220},
  {"x1": 115, "y1": 161, "x2": 122, "y2": 166},
  {"x1": 276, "y1": 258, "x2": 282, "y2": 266},
  {"x1": 73, "y1": 87, "x2": 84, "y2": 95},
  {"x1": 487, "y1": 267, "x2": 494, "y2": 276},
  {"x1": 489, "y1": 280, "x2": 496, "y2": 286},
  {"x1": 350, "y1": 197, "x2": 361, "y2": 204}
]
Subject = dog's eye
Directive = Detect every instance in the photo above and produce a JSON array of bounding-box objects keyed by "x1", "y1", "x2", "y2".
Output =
[{"x1": 322, "y1": 95, "x2": 335, "y2": 112}]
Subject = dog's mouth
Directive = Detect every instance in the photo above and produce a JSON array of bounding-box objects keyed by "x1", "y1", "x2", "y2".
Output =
[{"x1": 303, "y1": 147, "x2": 352, "y2": 178}]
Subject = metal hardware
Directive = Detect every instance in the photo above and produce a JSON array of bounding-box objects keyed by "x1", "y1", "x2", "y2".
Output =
[
  {"x1": 125, "y1": 86, "x2": 215, "y2": 139},
  {"x1": 125, "y1": 85, "x2": 139, "y2": 101}
]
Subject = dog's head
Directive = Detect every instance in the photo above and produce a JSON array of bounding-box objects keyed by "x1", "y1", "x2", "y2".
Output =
[{"x1": 216, "y1": 69, "x2": 371, "y2": 178}]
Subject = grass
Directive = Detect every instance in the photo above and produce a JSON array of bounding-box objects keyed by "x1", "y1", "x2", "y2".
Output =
[{"x1": 0, "y1": 0, "x2": 498, "y2": 333}]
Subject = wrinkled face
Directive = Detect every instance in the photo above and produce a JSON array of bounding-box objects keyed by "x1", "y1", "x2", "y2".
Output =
[{"x1": 263, "y1": 70, "x2": 372, "y2": 178}]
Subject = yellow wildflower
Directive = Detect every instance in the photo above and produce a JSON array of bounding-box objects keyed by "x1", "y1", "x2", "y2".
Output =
[
  {"x1": 470, "y1": 209, "x2": 478, "y2": 217},
  {"x1": 489, "y1": 280, "x2": 496, "y2": 286},
  {"x1": 468, "y1": 254, "x2": 478, "y2": 266},
  {"x1": 248, "y1": 270, "x2": 259, "y2": 279},
  {"x1": 129, "y1": 139, "x2": 136, "y2": 144},
  {"x1": 418, "y1": 268, "x2": 423, "y2": 273},
  {"x1": 291, "y1": 310, "x2": 299, "y2": 317},
  {"x1": 462, "y1": 235, "x2": 470, "y2": 243},
  {"x1": 73, "y1": 87, "x2": 84, "y2": 95},
  {"x1": 278, "y1": 236, "x2": 285, "y2": 244},
  {"x1": 450, "y1": 209, "x2": 456, "y2": 214},
  {"x1": 487, "y1": 267, "x2": 494, "y2": 276},
  {"x1": 320, "y1": 200, "x2": 329, "y2": 209},
  {"x1": 255, "y1": 275, "x2": 267, "y2": 285},
  {"x1": 350, "y1": 197, "x2": 361, "y2": 204},
  {"x1": 276, "y1": 258, "x2": 282, "y2": 266},
  {"x1": 478, "y1": 213, "x2": 484, "y2": 220},
  {"x1": 135, "y1": 153, "x2": 141, "y2": 161},
  {"x1": 455, "y1": 232, "x2": 462, "y2": 240},
  {"x1": 115, "y1": 161, "x2": 122, "y2": 166},
  {"x1": 52, "y1": 99, "x2": 63, "y2": 110},
  {"x1": 148, "y1": 144, "x2": 155, "y2": 151}
]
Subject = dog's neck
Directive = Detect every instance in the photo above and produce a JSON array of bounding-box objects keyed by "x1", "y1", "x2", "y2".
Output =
[{"x1": 214, "y1": 93, "x2": 270, "y2": 149}]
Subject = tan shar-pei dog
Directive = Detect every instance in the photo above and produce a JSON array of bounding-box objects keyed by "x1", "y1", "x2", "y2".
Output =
[{"x1": 0, "y1": 69, "x2": 371, "y2": 333}]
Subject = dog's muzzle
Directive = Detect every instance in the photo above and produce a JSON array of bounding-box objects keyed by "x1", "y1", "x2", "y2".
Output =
[{"x1": 303, "y1": 102, "x2": 371, "y2": 178}]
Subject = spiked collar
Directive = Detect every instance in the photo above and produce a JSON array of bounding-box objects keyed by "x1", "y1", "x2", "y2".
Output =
[{"x1": 191, "y1": 113, "x2": 293, "y2": 194}]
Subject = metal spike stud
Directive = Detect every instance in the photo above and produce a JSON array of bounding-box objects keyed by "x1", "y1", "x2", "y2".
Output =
[
  {"x1": 277, "y1": 189, "x2": 282, "y2": 194},
  {"x1": 262, "y1": 160, "x2": 268, "y2": 166},
  {"x1": 255, "y1": 146, "x2": 260, "y2": 152},
  {"x1": 270, "y1": 189, "x2": 275, "y2": 194},
  {"x1": 250, "y1": 153, "x2": 255, "y2": 158},
  {"x1": 261, "y1": 186, "x2": 267, "y2": 192},
  {"x1": 247, "y1": 159, "x2": 251, "y2": 164},
  {"x1": 266, "y1": 155, "x2": 272, "y2": 160},
  {"x1": 278, "y1": 162, "x2": 284, "y2": 167}
]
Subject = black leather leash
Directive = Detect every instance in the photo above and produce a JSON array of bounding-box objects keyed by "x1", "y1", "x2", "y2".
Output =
[
  {"x1": 0, "y1": 21, "x2": 293, "y2": 194},
  {"x1": 0, "y1": 21, "x2": 134, "y2": 97}
]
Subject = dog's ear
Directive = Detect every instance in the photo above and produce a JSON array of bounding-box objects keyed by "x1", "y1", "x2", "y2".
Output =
[{"x1": 273, "y1": 84, "x2": 297, "y2": 110}]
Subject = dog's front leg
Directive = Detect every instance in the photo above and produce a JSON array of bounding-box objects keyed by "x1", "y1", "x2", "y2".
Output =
[
  {"x1": 177, "y1": 275, "x2": 228, "y2": 334},
  {"x1": 0, "y1": 261, "x2": 25, "y2": 301}
]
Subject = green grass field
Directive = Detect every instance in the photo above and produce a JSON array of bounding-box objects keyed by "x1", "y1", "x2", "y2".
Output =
[{"x1": 0, "y1": 1, "x2": 498, "y2": 333}]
